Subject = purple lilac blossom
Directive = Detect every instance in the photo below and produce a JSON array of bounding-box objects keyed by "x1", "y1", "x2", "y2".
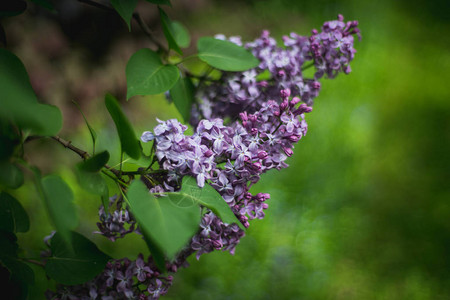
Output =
[{"x1": 192, "y1": 14, "x2": 360, "y2": 123}]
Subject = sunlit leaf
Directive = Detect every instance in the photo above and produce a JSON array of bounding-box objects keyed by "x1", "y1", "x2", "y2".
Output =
[
  {"x1": 0, "y1": 161, "x2": 24, "y2": 189},
  {"x1": 0, "y1": 192, "x2": 30, "y2": 233},
  {"x1": 126, "y1": 48, "x2": 179, "y2": 98},
  {"x1": 197, "y1": 37, "x2": 259, "y2": 71},
  {"x1": 169, "y1": 176, "x2": 245, "y2": 230},
  {"x1": 110, "y1": 0, "x2": 138, "y2": 31},
  {"x1": 0, "y1": 49, "x2": 62, "y2": 136},
  {"x1": 127, "y1": 180, "x2": 201, "y2": 260},
  {"x1": 170, "y1": 75, "x2": 195, "y2": 122},
  {"x1": 40, "y1": 175, "x2": 78, "y2": 247},
  {"x1": 105, "y1": 94, "x2": 141, "y2": 160},
  {"x1": 159, "y1": 7, "x2": 182, "y2": 54},
  {"x1": 45, "y1": 231, "x2": 110, "y2": 285}
]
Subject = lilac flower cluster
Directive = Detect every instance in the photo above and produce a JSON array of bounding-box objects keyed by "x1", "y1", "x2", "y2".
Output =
[
  {"x1": 96, "y1": 195, "x2": 136, "y2": 242},
  {"x1": 194, "y1": 14, "x2": 360, "y2": 122},
  {"x1": 46, "y1": 255, "x2": 173, "y2": 300},
  {"x1": 140, "y1": 88, "x2": 312, "y2": 260}
]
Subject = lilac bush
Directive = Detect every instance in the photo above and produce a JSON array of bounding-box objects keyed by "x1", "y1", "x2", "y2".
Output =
[{"x1": 44, "y1": 15, "x2": 361, "y2": 300}]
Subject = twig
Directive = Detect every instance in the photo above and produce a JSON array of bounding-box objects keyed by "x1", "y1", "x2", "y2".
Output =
[
  {"x1": 51, "y1": 136, "x2": 89, "y2": 160},
  {"x1": 132, "y1": 13, "x2": 167, "y2": 53}
]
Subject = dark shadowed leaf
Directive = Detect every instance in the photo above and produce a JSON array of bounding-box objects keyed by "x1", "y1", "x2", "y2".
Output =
[
  {"x1": 110, "y1": 0, "x2": 138, "y2": 31},
  {"x1": 105, "y1": 94, "x2": 141, "y2": 160},
  {"x1": 0, "y1": 49, "x2": 62, "y2": 136},
  {"x1": 168, "y1": 176, "x2": 245, "y2": 230},
  {"x1": 0, "y1": 192, "x2": 29, "y2": 233},
  {"x1": 172, "y1": 21, "x2": 190, "y2": 48},
  {"x1": 78, "y1": 151, "x2": 109, "y2": 172},
  {"x1": 170, "y1": 75, "x2": 195, "y2": 122},
  {"x1": 30, "y1": 0, "x2": 55, "y2": 11},
  {"x1": 197, "y1": 37, "x2": 259, "y2": 71},
  {"x1": 127, "y1": 180, "x2": 201, "y2": 260},
  {"x1": 45, "y1": 231, "x2": 111, "y2": 285},
  {"x1": 0, "y1": 161, "x2": 24, "y2": 189},
  {"x1": 159, "y1": 7, "x2": 182, "y2": 54},
  {"x1": 40, "y1": 175, "x2": 78, "y2": 247},
  {"x1": 126, "y1": 48, "x2": 179, "y2": 98},
  {"x1": 145, "y1": 0, "x2": 171, "y2": 6}
]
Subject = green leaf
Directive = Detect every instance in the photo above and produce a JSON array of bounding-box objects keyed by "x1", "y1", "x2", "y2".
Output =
[
  {"x1": 78, "y1": 151, "x2": 109, "y2": 172},
  {"x1": 172, "y1": 21, "x2": 190, "y2": 48},
  {"x1": 0, "y1": 257, "x2": 35, "y2": 285},
  {"x1": 0, "y1": 161, "x2": 24, "y2": 189},
  {"x1": 0, "y1": 49, "x2": 62, "y2": 136},
  {"x1": 105, "y1": 94, "x2": 141, "y2": 160},
  {"x1": 127, "y1": 180, "x2": 201, "y2": 260},
  {"x1": 0, "y1": 192, "x2": 30, "y2": 233},
  {"x1": 169, "y1": 176, "x2": 245, "y2": 230},
  {"x1": 40, "y1": 175, "x2": 78, "y2": 247},
  {"x1": 110, "y1": 0, "x2": 138, "y2": 31},
  {"x1": 45, "y1": 231, "x2": 111, "y2": 285},
  {"x1": 126, "y1": 48, "x2": 180, "y2": 99},
  {"x1": 159, "y1": 7, "x2": 182, "y2": 54},
  {"x1": 197, "y1": 37, "x2": 260, "y2": 71},
  {"x1": 72, "y1": 100, "x2": 97, "y2": 153},
  {"x1": 145, "y1": 0, "x2": 171, "y2": 6},
  {"x1": 170, "y1": 75, "x2": 195, "y2": 122}
]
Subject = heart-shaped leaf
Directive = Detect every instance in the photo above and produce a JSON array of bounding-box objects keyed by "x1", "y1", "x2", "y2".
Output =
[
  {"x1": 105, "y1": 93, "x2": 141, "y2": 160},
  {"x1": 172, "y1": 21, "x2": 190, "y2": 48},
  {"x1": 45, "y1": 231, "x2": 111, "y2": 285},
  {"x1": 110, "y1": 0, "x2": 138, "y2": 31},
  {"x1": 170, "y1": 75, "x2": 195, "y2": 122},
  {"x1": 127, "y1": 180, "x2": 201, "y2": 260},
  {"x1": 197, "y1": 37, "x2": 259, "y2": 71},
  {"x1": 126, "y1": 48, "x2": 179, "y2": 99}
]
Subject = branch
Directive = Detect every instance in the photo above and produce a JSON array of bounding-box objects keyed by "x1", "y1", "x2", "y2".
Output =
[
  {"x1": 51, "y1": 136, "x2": 89, "y2": 160},
  {"x1": 132, "y1": 13, "x2": 168, "y2": 53}
]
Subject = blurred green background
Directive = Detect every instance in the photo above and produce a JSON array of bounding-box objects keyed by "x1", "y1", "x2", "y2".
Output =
[{"x1": 5, "y1": 0, "x2": 450, "y2": 299}]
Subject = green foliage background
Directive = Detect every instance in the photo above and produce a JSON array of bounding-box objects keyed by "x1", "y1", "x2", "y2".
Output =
[{"x1": 5, "y1": 0, "x2": 449, "y2": 299}]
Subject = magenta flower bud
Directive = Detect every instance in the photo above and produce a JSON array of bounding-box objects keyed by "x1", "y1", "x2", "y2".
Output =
[
  {"x1": 277, "y1": 70, "x2": 286, "y2": 78},
  {"x1": 283, "y1": 146, "x2": 293, "y2": 157},
  {"x1": 239, "y1": 111, "x2": 248, "y2": 121},
  {"x1": 257, "y1": 151, "x2": 268, "y2": 159},
  {"x1": 244, "y1": 192, "x2": 252, "y2": 199},
  {"x1": 290, "y1": 96, "x2": 301, "y2": 106},
  {"x1": 280, "y1": 88, "x2": 291, "y2": 98},
  {"x1": 311, "y1": 28, "x2": 318, "y2": 35},
  {"x1": 288, "y1": 135, "x2": 301, "y2": 142},
  {"x1": 312, "y1": 81, "x2": 321, "y2": 90},
  {"x1": 249, "y1": 115, "x2": 257, "y2": 122},
  {"x1": 258, "y1": 80, "x2": 268, "y2": 88},
  {"x1": 251, "y1": 128, "x2": 258, "y2": 135},
  {"x1": 280, "y1": 99, "x2": 289, "y2": 110},
  {"x1": 338, "y1": 14, "x2": 344, "y2": 21},
  {"x1": 262, "y1": 203, "x2": 269, "y2": 209}
]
